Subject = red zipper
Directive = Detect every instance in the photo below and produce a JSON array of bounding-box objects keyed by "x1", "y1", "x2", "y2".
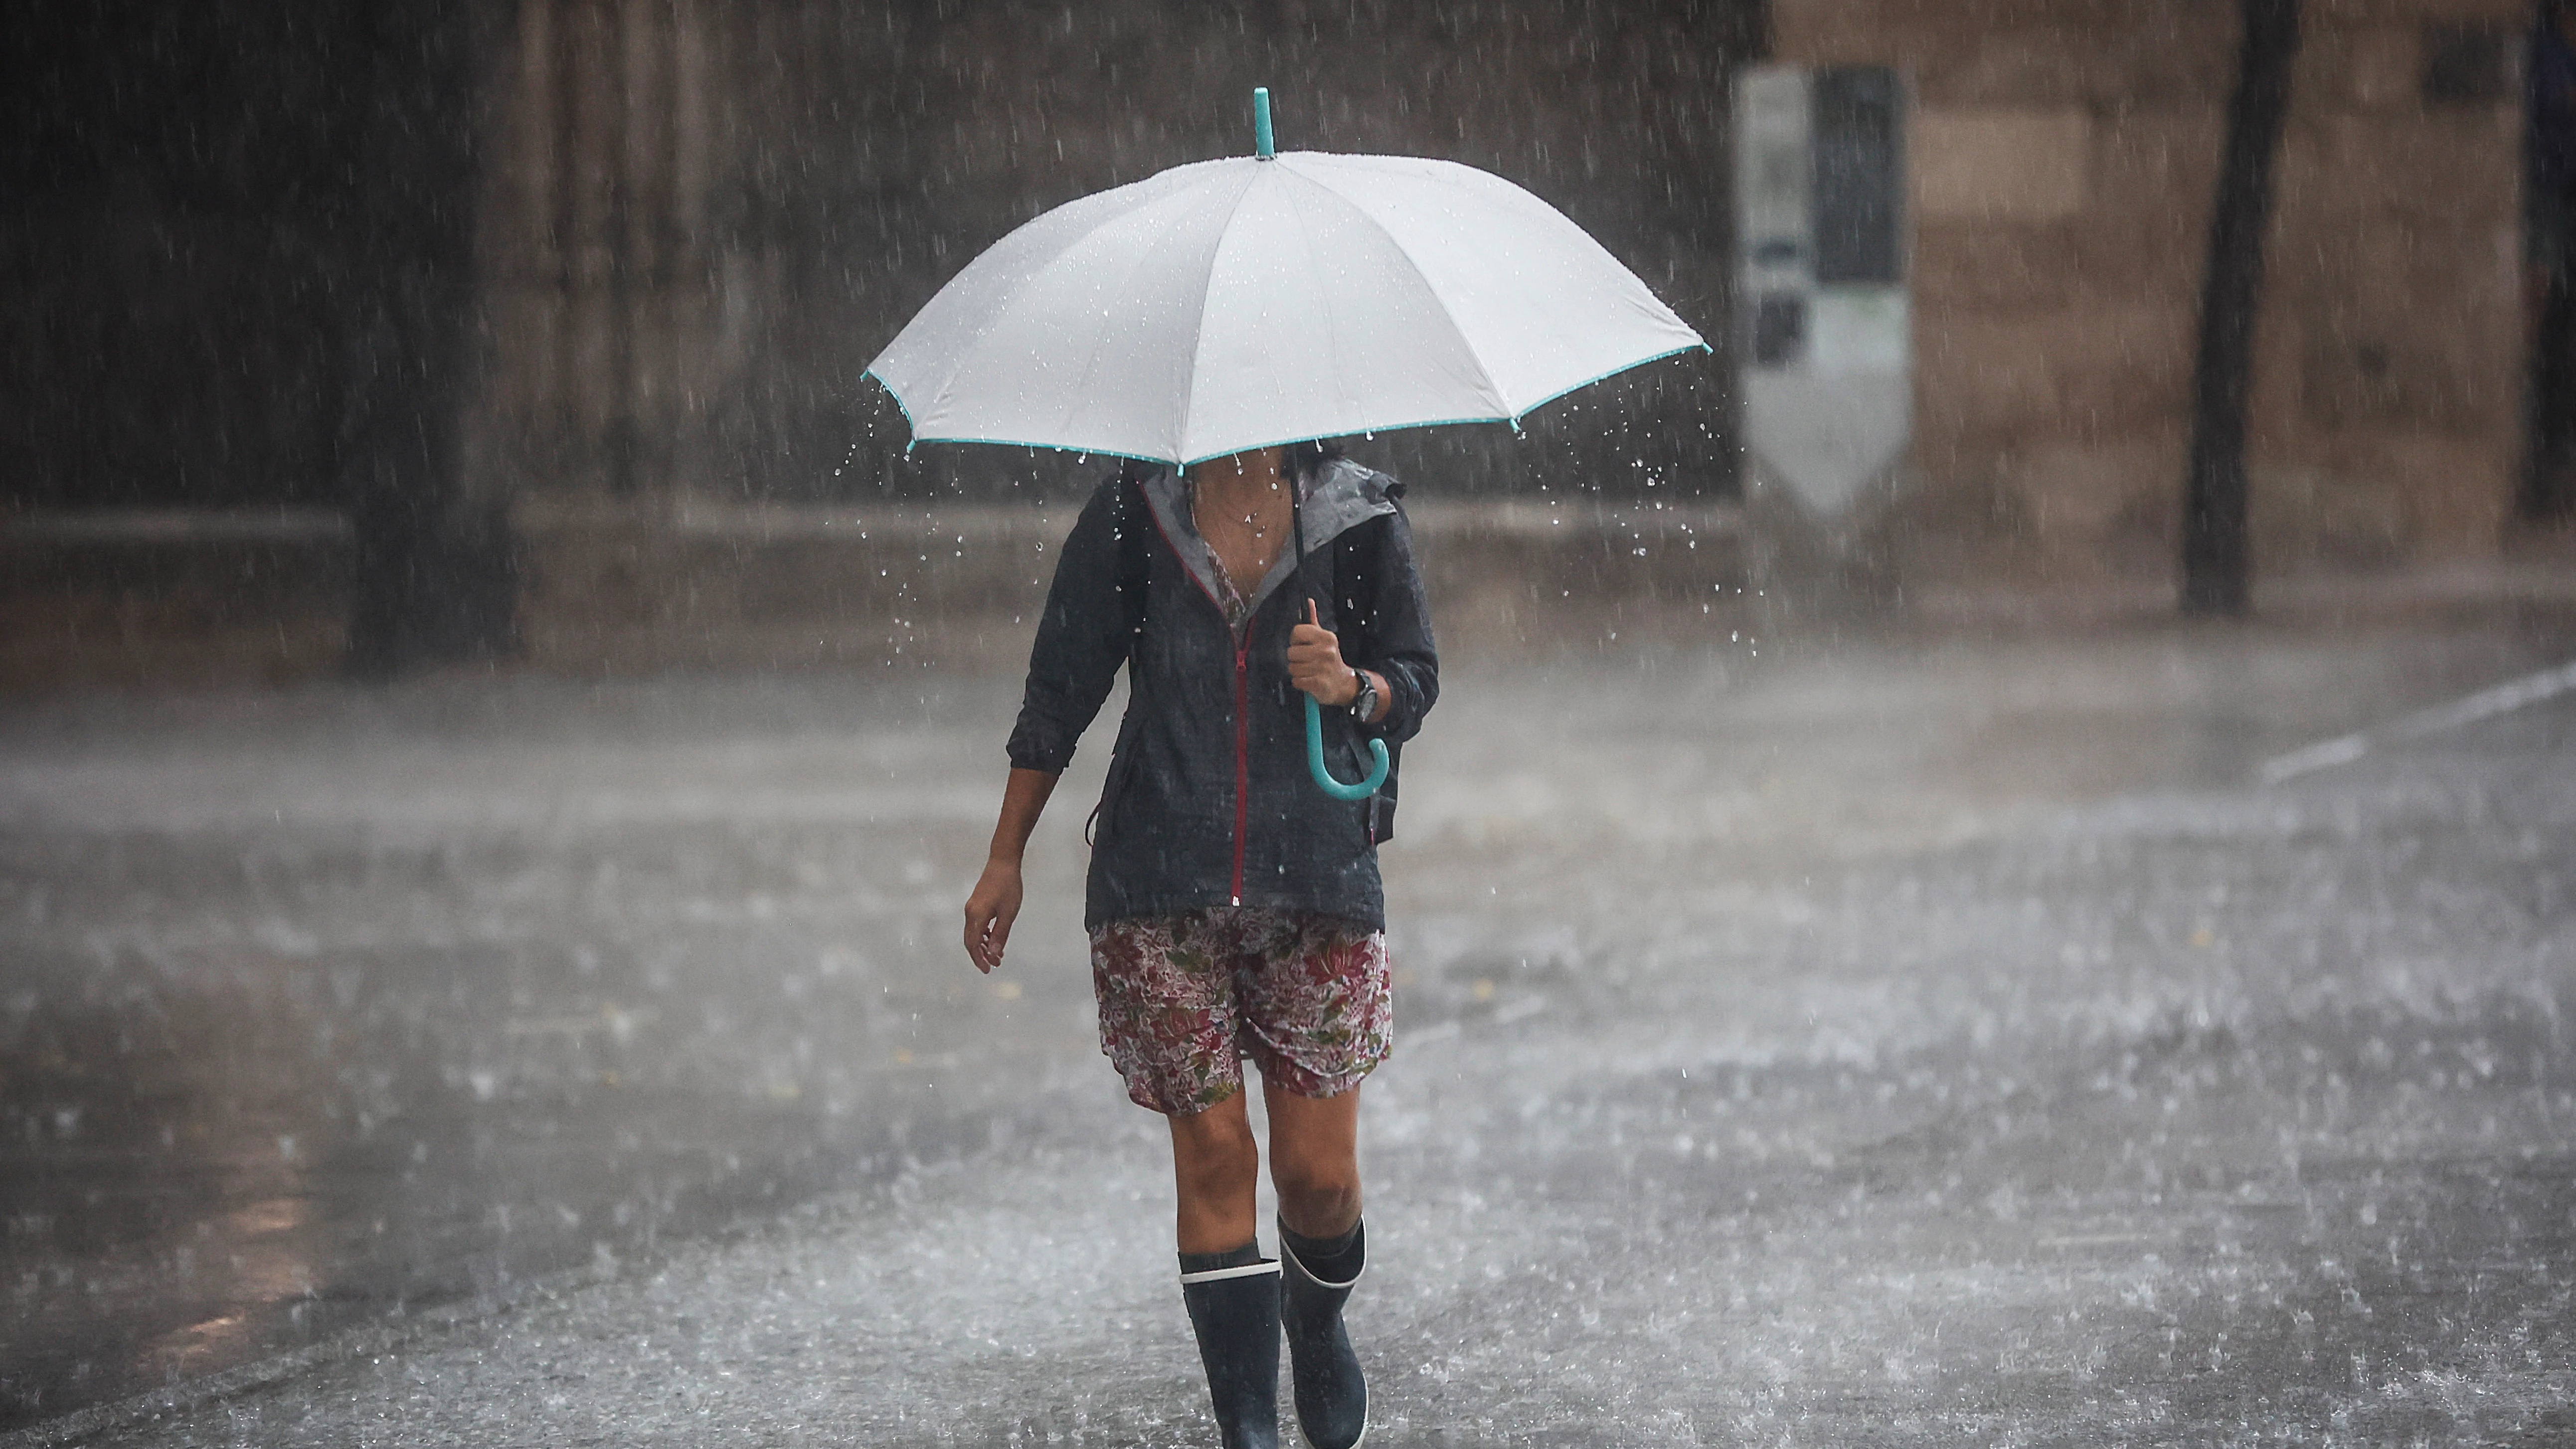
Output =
[
  {"x1": 1144, "y1": 487, "x2": 1258, "y2": 907},
  {"x1": 1230, "y1": 636, "x2": 1250, "y2": 906}
]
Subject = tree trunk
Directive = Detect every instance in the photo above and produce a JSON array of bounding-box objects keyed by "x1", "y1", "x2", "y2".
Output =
[{"x1": 2181, "y1": 0, "x2": 2301, "y2": 617}]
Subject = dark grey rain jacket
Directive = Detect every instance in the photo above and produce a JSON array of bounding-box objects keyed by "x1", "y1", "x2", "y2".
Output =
[{"x1": 1007, "y1": 459, "x2": 1439, "y2": 931}]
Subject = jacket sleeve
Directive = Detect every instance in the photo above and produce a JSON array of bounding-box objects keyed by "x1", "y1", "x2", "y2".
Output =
[
  {"x1": 1339, "y1": 505, "x2": 1438, "y2": 745},
  {"x1": 1006, "y1": 478, "x2": 1136, "y2": 773}
]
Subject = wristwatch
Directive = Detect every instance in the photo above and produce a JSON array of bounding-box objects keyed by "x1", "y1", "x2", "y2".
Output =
[{"x1": 1349, "y1": 669, "x2": 1380, "y2": 723}]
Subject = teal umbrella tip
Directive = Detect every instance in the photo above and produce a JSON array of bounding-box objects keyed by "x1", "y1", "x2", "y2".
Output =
[{"x1": 1253, "y1": 87, "x2": 1274, "y2": 159}]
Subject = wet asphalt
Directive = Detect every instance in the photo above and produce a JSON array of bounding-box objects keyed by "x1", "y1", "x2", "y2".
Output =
[{"x1": 1, "y1": 609, "x2": 2573, "y2": 1445}]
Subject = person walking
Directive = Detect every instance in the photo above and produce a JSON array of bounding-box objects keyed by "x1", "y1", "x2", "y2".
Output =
[{"x1": 964, "y1": 440, "x2": 1435, "y2": 1449}]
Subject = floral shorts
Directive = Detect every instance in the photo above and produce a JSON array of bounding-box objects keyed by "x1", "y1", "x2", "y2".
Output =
[{"x1": 1089, "y1": 907, "x2": 1393, "y2": 1116}]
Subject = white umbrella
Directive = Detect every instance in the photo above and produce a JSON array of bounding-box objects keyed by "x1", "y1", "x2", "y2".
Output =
[{"x1": 866, "y1": 91, "x2": 1705, "y2": 465}]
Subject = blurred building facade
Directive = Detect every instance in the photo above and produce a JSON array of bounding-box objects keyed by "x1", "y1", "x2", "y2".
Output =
[
  {"x1": 452, "y1": 0, "x2": 1756, "y2": 671},
  {"x1": 3, "y1": 0, "x2": 2558, "y2": 685},
  {"x1": 470, "y1": 0, "x2": 1751, "y2": 511},
  {"x1": 1776, "y1": 0, "x2": 2529, "y2": 574},
  {"x1": 2, "y1": 1, "x2": 1756, "y2": 684}
]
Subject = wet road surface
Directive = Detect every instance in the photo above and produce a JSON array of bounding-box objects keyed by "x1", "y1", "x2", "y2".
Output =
[{"x1": 2, "y1": 616, "x2": 2573, "y2": 1444}]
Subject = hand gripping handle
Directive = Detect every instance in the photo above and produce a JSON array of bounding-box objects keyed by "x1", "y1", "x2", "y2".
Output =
[{"x1": 1304, "y1": 693, "x2": 1390, "y2": 801}]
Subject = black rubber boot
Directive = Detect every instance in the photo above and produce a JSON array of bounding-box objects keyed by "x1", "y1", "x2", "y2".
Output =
[
  {"x1": 1279, "y1": 1220, "x2": 1368, "y2": 1449},
  {"x1": 1181, "y1": 1258, "x2": 1282, "y2": 1449}
]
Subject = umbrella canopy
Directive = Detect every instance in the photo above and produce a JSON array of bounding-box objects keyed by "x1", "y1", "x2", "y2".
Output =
[{"x1": 866, "y1": 143, "x2": 1705, "y2": 466}]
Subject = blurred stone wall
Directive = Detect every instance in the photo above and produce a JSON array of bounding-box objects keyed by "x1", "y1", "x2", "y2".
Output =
[
  {"x1": 1, "y1": 1, "x2": 1763, "y2": 688},
  {"x1": 0, "y1": 502, "x2": 1747, "y2": 687},
  {"x1": 471, "y1": 0, "x2": 1759, "y2": 510},
  {"x1": 1777, "y1": 0, "x2": 2527, "y2": 574}
]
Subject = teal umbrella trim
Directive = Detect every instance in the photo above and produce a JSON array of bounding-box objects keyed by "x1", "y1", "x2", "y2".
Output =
[
  {"x1": 1505, "y1": 341, "x2": 1713, "y2": 424},
  {"x1": 863, "y1": 340, "x2": 1710, "y2": 469}
]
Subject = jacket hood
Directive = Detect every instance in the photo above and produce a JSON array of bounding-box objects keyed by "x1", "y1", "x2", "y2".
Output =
[{"x1": 1138, "y1": 459, "x2": 1401, "y2": 625}]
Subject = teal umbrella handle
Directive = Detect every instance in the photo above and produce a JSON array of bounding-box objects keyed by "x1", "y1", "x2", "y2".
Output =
[{"x1": 1304, "y1": 694, "x2": 1390, "y2": 801}]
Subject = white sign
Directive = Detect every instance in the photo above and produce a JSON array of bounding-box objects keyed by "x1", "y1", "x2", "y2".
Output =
[{"x1": 1735, "y1": 64, "x2": 1910, "y2": 520}]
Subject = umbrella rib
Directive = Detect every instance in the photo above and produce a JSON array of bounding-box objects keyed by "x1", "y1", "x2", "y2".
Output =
[
  {"x1": 960, "y1": 166, "x2": 1255, "y2": 463},
  {"x1": 1277, "y1": 164, "x2": 1509, "y2": 418},
  {"x1": 910, "y1": 246, "x2": 1058, "y2": 432},
  {"x1": 899, "y1": 204, "x2": 1104, "y2": 427},
  {"x1": 917, "y1": 218, "x2": 1131, "y2": 434},
  {"x1": 914, "y1": 171, "x2": 1223, "y2": 447},
  {"x1": 1166, "y1": 167, "x2": 1270, "y2": 463},
  {"x1": 1279, "y1": 174, "x2": 1366, "y2": 439}
]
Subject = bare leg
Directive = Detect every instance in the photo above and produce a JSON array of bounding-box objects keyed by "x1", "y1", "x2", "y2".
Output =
[
  {"x1": 1264, "y1": 1082, "x2": 1362, "y2": 1240},
  {"x1": 1268, "y1": 1082, "x2": 1369, "y2": 1449},
  {"x1": 1171, "y1": 1089, "x2": 1280, "y2": 1447},
  {"x1": 1168, "y1": 1090, "x2": 1260, "y2": 1255}
]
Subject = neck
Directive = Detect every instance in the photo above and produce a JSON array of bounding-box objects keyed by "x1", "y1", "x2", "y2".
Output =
[{"x1": 1190, "y1": 448, "x2": 1290, "y2": 510}]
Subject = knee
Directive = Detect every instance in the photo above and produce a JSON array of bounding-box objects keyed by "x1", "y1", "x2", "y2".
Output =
[
  {"x1": 1271, "y1": 1150, "x2": 1360, "y2": 1232},
  {"x1": 1173, "y1": 1108, "x2": 1259, "y2": 1200}
]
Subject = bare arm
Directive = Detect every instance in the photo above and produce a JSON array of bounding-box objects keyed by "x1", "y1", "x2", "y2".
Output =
[{"x1": 963, "y1": 767, "x2": 1058, "y2": 974}]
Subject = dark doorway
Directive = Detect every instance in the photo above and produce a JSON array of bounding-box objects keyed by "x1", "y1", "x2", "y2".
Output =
[{"x1": 1, "y1": 0, "x2": 514, "y2": 673}]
